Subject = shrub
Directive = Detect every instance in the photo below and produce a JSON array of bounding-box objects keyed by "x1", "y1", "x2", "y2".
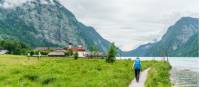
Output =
[
  {"x1": 106, "y1": 42, "x2": 117, "y2": 63},
  {"x1": 74, "y1": 52, "x2": 78, "y2": 60},
  {"x1": 145, "y1": 61, "x2": 172, "y2": 87}
]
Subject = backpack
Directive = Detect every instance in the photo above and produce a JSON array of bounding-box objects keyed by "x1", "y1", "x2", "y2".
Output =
[{"x1": 134, "y1": 59, "x2": 141, "y2": 69}]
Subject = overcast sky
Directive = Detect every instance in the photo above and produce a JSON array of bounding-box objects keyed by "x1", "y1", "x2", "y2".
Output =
[
  {"x1": 4, "y1": 0, "x2": 198, "y2": 51},
  {"x1": 58, "y1": 0, "x2": 198, "y2": 51}
]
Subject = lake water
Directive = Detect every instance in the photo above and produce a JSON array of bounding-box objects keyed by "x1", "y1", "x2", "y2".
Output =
[{"x1": 116, "y1": 57, "x2": 199, "y2": 87}]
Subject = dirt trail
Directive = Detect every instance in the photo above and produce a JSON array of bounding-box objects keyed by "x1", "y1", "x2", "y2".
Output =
[{"x1": 129, "y1": 68, "x2": 151, "y2": 87}]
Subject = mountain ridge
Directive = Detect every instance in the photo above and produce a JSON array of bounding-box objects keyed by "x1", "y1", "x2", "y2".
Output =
[
  {"x1": 0, "y1": 0, "x2": 112, "y2": 52},
  {"x1": 0, "y1": 0, "x2": 198, "y2": 56},
  {"x1": 122, "y1": 17, "x2": 199, "y2": 57}
]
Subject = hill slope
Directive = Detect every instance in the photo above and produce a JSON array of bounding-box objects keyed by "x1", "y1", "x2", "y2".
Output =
[
  {"x1": 123, "y1": 17, "x2": 199, "y2": 57},
  {"x1": 0, "y1": 0, "x2": 111, "y2": 52}
]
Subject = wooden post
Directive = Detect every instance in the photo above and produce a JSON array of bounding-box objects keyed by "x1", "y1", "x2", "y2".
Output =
[
  {"x1": 27, "y1": 53, "x2": 30, "y2": 60},
  {"x1": 38, "y1": 52, "x2": 41, "y2": 60}
]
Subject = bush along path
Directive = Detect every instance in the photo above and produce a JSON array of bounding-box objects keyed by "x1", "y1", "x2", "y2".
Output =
[
  {"x1": 129, "y1": 68, "x2": 151, "y2": 87},
  {"x1": 145, "y1": 61, "x2": 172, "y2": 87}
]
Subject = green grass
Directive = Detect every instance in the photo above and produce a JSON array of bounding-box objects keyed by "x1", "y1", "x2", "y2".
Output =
[
  {"x1": 0, "y1": 55, "x2": 154, "y2": 87},
  {"x1": 0, "y1": 55, "x2": 171, "y2": 87},
  {"x1": 145, "y1": 61, "x2": 172, "y2": 87}
]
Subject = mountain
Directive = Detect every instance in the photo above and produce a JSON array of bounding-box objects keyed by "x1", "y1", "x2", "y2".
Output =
[
  {"x1": 123, "y1": 17, "x2": 199, "y2": 57},
  {"x1": 0, "y1": 0, "x2": 111, "y2": 52}
]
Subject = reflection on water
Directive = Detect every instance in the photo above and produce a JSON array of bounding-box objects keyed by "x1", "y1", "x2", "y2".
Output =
[{"x1": 116, "y1": 57, "x2": 199, "y2": 87}]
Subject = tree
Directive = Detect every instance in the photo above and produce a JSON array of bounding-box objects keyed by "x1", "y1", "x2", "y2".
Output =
[
  {"x1": 30, "y1": 50, "x2": 34, "y2": 56},
  {"x1": 74, "y1": 51, "x2": 79, "y2": 60},
  {"x1": 106, "y1": 42, "x2": 117, "y2": 63},
  {"x1": 68, "y1": 49, "x2": 73, "y2": 56},
  {"x1": 0, "y1": 39, "x2": 30, "y2": 55}
]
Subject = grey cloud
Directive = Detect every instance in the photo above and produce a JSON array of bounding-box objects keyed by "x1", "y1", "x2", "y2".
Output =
[{"x1": 59, "y1": 0, "x2": 198, "y2": 51}]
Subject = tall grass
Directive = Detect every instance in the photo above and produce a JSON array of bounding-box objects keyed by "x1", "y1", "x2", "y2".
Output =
[
  {"x1": 145, "y1": 61, "x2": 172, "y2": 87},
  {"x1": 0, "y1": 55, "x2": 171, "y2": 87},
  {"x1": 0, "y1": 55, "x2": 152, "y2": 87}
]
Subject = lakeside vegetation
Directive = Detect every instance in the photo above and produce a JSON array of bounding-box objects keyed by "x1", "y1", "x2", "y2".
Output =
[
  {"x1": 0, "y1": 55, "x2": 172, "y2": 87},
  {"x1": 145, "y1": 61, "x2": 172, "y2": 87}
]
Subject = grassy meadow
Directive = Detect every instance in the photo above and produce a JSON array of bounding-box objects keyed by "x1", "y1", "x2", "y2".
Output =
[
  {"x1": 145, "y1": 61, "x2": 172, "y2": 87},
  {"x1": 0, "y1": 55, "x2": 170, "y2": 87}
]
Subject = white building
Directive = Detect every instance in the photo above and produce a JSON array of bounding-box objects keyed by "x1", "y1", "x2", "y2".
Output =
[{"x1": 0, "y1": 50, "x2": 8, "y2": 54}]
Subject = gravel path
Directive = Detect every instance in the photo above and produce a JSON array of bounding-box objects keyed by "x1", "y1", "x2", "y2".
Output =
[{"x1": 129, "y1": 68, "x2": 151, "y2": 87}]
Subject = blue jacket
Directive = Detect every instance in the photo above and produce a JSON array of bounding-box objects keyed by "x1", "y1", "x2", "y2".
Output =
[{"x1": 134, "y1": 58, "x2": 141, "y2": 70}]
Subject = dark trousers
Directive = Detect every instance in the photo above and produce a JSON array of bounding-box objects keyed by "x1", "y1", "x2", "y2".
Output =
[{"x1": 135, "y1": 69, "x2": 141, "y2": 82}]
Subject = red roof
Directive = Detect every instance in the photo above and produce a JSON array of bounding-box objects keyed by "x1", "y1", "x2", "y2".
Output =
[{"x1": 64, "y1": 47, "x2": 85, "y2": 51}]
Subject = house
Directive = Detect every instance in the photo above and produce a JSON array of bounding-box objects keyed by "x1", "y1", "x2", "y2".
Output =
[
  {"x1": 67, "y1": 47, "x2": 86, "y2": 57},
  {"x1": 64, "y1": 43, "x2": 86, "y2": 57},
  {"x1": 48, "y1": 50, "x2": 65, "y2": 57},
  {"x1": 34, "y1": 47, "x2": 49, "y2": 51},
  {"x1": 83, "y1": 51, "x2": 92, "y2": 57},
  {"x1": 0, "y1": 50, "x2": 8, "y2": 55},
  {"x1": 84, "y1": 51, "x2": 105, "y2": 58}
]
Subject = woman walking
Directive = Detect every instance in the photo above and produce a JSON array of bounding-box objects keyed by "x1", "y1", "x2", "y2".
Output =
[{"x1": 133, "y1": 57, "x2": 141, "y2": 82}]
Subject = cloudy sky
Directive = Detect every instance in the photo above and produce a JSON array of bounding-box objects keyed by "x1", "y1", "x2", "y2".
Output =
[
  {"x1": 0, "y1": 0, "x2": 199, "y2": 51},
  {"x1": 58, "y1": 0, "x2": 198, "y2": 51}
]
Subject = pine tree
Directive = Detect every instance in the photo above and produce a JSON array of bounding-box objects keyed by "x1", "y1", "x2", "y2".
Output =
[{"x1": 106, "y1": 42, "x2": 117, "y2": 63}]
